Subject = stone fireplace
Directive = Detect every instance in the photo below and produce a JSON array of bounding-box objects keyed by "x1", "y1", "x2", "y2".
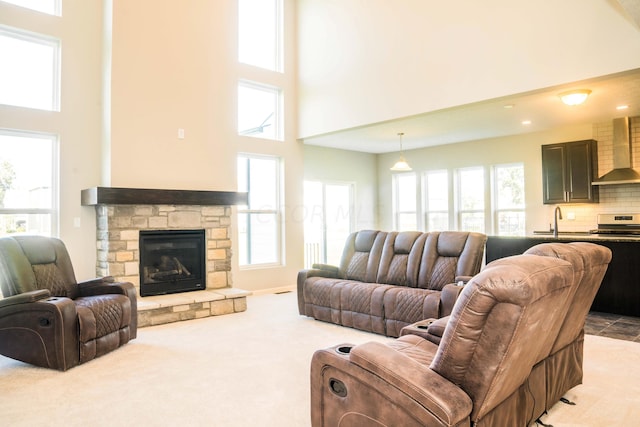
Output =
[{"x1": 81, "y1": 187, "x2": 249, "y2": 327}]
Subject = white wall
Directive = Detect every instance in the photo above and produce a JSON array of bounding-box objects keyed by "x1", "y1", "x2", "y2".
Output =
[
  {"x1": 109, "y1": 0, "x2": 303, "y2": 293},
  {"x1": 297, "y1": 0, "x2": 640, "y2": 138}
]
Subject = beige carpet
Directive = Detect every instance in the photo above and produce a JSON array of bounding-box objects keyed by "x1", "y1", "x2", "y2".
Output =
[{"x1": 1, "y1": 291, "x2": 639, "y2": 427}]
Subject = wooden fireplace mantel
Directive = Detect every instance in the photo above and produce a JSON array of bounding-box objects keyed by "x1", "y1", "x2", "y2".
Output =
[{"x1": 81, "y1": 187, "x2": 248, "y2": 206}]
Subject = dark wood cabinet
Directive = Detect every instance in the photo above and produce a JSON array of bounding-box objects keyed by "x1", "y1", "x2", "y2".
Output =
[
  {"x1": 486, "y1": 236, "x2": 640, "y2": 317},
  {"x1": 542, "y1": 139, "x2": 598, "y2": 204}
]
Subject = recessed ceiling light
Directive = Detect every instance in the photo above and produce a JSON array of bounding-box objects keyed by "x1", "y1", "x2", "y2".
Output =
[
  {"x1": 617, "y1": 105, "x2": 629, "y2": 110},
  {"x1": 522, "y1": 120, "x2": 532, "y2": 125}
]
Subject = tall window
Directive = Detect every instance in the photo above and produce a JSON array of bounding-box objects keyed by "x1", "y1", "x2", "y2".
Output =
[
  {"x1": 303, "y1": 181, "x2": 353, "y2": 267},
  {"x1": 494, "y1": 163, "x2": 525, "y2": 236},
  {"x1": 0, "y1": 26, "x2": 60, "y2": 111},
  {"x1": 0, "y1": 0, "x2": 60, "y2": 15},
  {"x1": 423, "y1": 170, "x2": 449, "y2": 231},
  {"x1": 237, "y1": 81, "x2": 282, "y2": 141},
  {"x1": 393, "y1": 173, "x2": 417, "y2": 231},
  {"x1": 0, "y1": 130, "x2": 57, "y2": 236},
  {"x1": 237, "y1": 154, "x2": 282, "y2": 266},
  {"x1": 457, "y1": 167, "x2": 485, "y2": 232},
  {"x1": 238, "y1": 0, "x2": 282, "y2": 72}
]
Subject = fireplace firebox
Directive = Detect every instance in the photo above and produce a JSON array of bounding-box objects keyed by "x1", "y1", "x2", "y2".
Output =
[{"x1": 139, "y1": 229, "x2": 206, "y2": 297}]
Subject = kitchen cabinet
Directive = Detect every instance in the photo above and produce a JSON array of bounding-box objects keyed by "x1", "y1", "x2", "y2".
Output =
[
  {"x1": 542, "y1": 139, "x2": 599, "y2": 204},
  {"x1": 486, "y1": 236, "x2": 640, "y2": 317}
]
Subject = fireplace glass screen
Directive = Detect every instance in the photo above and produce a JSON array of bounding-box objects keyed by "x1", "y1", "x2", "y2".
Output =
[{"x1": 139, "y1": 229, "x2": 206, "y2": 296}]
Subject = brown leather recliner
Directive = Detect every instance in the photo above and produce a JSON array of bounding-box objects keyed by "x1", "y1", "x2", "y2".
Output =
[
  {"x1": 400, "y1": 242, "x2": 611, "y2": 423},
  {"x1": 0, "y1": 236, "x2": 137, "y2": 371},
  {"x1": 310, "y1": 253, "x2": 576, "y2": 426}
]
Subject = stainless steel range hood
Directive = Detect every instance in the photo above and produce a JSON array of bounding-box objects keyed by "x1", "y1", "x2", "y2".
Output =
[{"x1": 592, "y1": 117, "x2": 640, "y2": 185}]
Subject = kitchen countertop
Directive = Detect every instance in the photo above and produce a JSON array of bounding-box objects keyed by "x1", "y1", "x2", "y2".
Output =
[{"x1": 517, "y1": 232, "x2": 640, "y2": 242}]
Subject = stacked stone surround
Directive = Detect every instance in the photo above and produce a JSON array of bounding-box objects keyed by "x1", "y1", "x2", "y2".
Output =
[{"x1": 93, "y1": 203, "x2": 249, "y2": 327}]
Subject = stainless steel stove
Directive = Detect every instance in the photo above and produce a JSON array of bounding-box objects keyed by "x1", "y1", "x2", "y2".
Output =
[{"x1": 590, "y1": 213, "x2": 640, "y2": 236}]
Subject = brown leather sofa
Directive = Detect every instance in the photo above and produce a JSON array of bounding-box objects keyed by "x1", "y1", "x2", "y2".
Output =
[
  {"x1": 297, "y1": 230, "x2": 487, "y2": 337},
  {"x1": 0, "y1": 236, "x2": 137, "y2": 370},
  {"x1": 398, "y1": 242, "x2": 611, "y2": 424},
  {"x1": 310, "y1": 250, "x2": 581, "y2": 426}
]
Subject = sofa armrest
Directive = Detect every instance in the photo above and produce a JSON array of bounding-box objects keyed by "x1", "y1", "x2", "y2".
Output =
[
  {"x1": 0, "y1": 294, "x2": 79, "y2": 370},
  {"x1": 0, "y1": 289, "x2": 51, "y2": 309},
  {"x1": 349, "y1": 342, "x2": 472, "y2": 425},
  {"x1": 78, "y1": 279, "x2": 138, "y2": 338},
  {"x1": 297, "y1": 266, "x2": 340, "y2": 315},
  {"x1": 311, "y1": 263, "x2": 340, "y2": 277},
  {"x1": 440, "y1": 283, "x2": 465, "y2": 317}
]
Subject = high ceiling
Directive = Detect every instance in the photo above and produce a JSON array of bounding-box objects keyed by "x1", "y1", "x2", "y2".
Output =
[{"x1": 301, "y1": 68, "x2": 640, "y2": 154}]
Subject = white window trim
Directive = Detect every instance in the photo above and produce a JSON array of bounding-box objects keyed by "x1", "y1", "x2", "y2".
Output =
[
  {"x1": 0, "y1": 25, "x2": 61, "y2": 112},
  {"x1": 0, "y1": 128, "x2": 59, "y2": 237},
  {"x1": 237, "y1": 153, "x2": 284, "y2": 269}
]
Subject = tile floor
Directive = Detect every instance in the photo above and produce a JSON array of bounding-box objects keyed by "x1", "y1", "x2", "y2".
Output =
[{"x1": 585, "y1": 311, "x2": 640, "y2": 342}]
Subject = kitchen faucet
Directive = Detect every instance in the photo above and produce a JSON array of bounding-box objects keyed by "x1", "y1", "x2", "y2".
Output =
[{"x1": 554, "y1": 206, "x2": 563, "y2": 238}]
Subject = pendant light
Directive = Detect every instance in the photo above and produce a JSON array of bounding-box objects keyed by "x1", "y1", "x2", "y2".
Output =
[{"x1": 390, "y1": 132, "x2": 412, "y2": 172}]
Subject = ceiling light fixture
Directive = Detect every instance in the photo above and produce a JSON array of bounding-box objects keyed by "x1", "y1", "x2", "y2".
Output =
[
  {"x1": 559, "y1": 89, "x2": 591, "y2": 106},
  {"x1": 617, "y1": 105, "x2": 629, "y2": 110},
  {"x1": 390, "y1": 132, "x2": 412, "y2": 172}
]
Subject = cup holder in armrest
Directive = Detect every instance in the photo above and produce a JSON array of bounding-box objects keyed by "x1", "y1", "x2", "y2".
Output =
[
  {"x1": 416, "y1": 320, "x2": 434, "y2": 330},
  {"x1": 335, "y1": 345, "x2": 354, "y2": 355}
]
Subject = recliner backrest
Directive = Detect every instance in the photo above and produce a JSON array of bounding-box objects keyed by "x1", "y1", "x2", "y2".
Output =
[
  {"x1": 0, "y1": 236, "x2": 78, "y2": 299},
  {"x1": 430, "y1": 254, "x2": 574, "y2": 422},
  {"x1": 417, "y1": 231, "x2": 486, "y2": 290},
  {"x1": 338, "y1": 230, "x2": 387, "y2": 283},
  {"x1": 524, "y1": 242, "x2": 611, "y2": 354},
  {"x1": 376, "y1": 231, "x2": 425, "y2": 286}
]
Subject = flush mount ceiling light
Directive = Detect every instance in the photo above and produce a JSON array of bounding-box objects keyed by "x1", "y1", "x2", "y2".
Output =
[
  {"x1": 559, "y1": 89, "x2": 592, "y2": 106},
  {"x1": 390, "y1": 132, "x2": 412, "y2": 172}
]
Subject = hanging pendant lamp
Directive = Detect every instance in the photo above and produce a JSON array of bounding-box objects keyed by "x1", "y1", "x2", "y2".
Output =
[{"x1": 390, "y1": 132, "x2": 412, "y2": 172}]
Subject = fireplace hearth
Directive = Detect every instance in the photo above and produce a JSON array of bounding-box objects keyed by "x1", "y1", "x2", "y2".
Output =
[{"x1": 139, "y1": 229, "x2": 206, "y2": 296}]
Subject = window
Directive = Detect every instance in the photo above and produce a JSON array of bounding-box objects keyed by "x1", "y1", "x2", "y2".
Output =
[
  {"x1": 393, "y1": 173, "x2": 417, "y2": 231},
  {"x1": 237, "y1": 154, "x2": 282, "y2": 266},
  {"x1": 238, "y1": 0, "x2": 282, "y2": 72},
  {"x1": 457, "y1": 167, "x2": 485, "y2": 232},
  {"x1": 0, "y1": 130, "x2": 57, "y2": 236},
  {"x1": 494, "y1": 163, "x2": 525, "y2": 236},
  {"x1": 237, "y1": 81, "x2": 282, "y2": 141},
  {"x1": 303, "y1": 181, "x2": 353, "y2": 267},
  {"x1": 1, "y1": 0, "x2": 60, "y2": 15},
  {"x1": 0, "y1": 26, "x2": 60, "y2": 111},
  {"x1": 423, "y1": 170, "x2": 449, "y2": 231}
]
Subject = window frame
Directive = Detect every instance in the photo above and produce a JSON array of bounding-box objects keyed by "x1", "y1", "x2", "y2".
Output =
[
  {"x1": 392, "y1": 172, "x2": 418, "y2": 231},
  {"x1": 0, "y1": 128, "x2": 59, "y2": 237},
  {"x1": 237, "y1": 153, "x2": 283, "y2": 268},
  {"x1": 492, "y1": 162, "x2": 526, "y2": 236},
  {"x1": 237, "y1": 80, "x2": 283, "y2": 141},
  {"x1": 422, "y1": 169, "x2": 451, "y2": 231},
  {"x1": 237, "y1": 0, "x2": 283, "y2": 72},
  {"x1": 455, "y1": 166, "x2": 487, "y2": 233},
  {"x1": 0, "y1": 25, "x2": 61, "y2": 111}
]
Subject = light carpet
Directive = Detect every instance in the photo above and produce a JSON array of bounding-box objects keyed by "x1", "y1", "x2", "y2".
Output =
[{"x1": 1, "y1": 291, "x2": 639, "y2": 427}]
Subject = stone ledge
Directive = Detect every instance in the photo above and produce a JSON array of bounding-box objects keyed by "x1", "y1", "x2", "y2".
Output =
[{"x1": 137, "y1": 288, "x2": 251, "y2": 327}]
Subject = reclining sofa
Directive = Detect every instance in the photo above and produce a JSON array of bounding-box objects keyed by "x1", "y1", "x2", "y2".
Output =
[
  {"x1": 298, "y1": 230, "x2": 487, "y2": 337},
  {"x1": 310, "y1": 242, "x2": 611, "y2": 426}
]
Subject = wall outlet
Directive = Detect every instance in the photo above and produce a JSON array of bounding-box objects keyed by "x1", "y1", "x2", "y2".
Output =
[
  {"x1": 178, "y1": 128, "x2": 185, "y2": 139},
  {"x1": 566, "y1": 212, "x2": 575, "y2": 220},
  {"x1": 73, "y1": 217, "x2": 81, "y2": 228}
]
